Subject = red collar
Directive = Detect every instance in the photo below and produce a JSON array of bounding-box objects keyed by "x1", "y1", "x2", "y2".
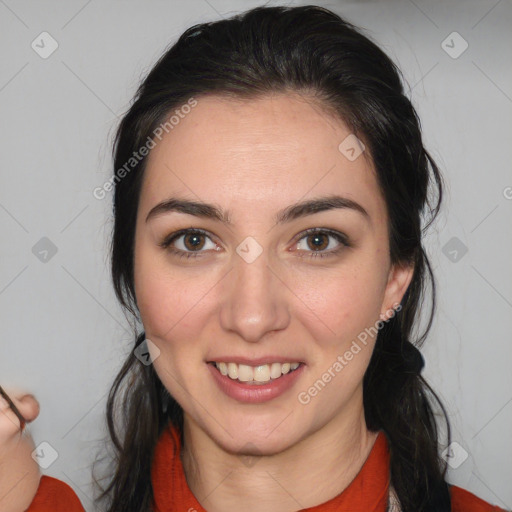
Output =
[{"x1": 151, "y1": 423, "x2": 390, "y2": 512}]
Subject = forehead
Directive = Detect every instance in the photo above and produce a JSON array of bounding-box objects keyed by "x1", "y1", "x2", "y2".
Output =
[{"x1": 140, "y1": 93, "x2": 385, "y2": 223}]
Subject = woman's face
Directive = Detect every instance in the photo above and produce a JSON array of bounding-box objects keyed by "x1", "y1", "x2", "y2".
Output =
[{"x1": 133, "y1": 93, "x2": 413, "y2": 454}]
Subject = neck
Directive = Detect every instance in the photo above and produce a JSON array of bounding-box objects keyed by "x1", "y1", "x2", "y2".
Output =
[{"x1": 180, "y1": 389, "x2": 379, "y2": 512}]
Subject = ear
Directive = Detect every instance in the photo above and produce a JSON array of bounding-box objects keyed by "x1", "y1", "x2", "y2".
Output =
[{"x1": 380, "y1": 262, "x2": 414, "y2": 319}]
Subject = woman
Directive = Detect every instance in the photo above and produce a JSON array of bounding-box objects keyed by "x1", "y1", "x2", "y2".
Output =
[{"x1": 0, "y1": 5, "x2": 508, "y2": 512}]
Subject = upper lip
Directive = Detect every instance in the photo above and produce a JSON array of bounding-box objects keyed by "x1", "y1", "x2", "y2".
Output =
[{"x1": 207, "y1": 356, "x2": 304, "y2": 366}]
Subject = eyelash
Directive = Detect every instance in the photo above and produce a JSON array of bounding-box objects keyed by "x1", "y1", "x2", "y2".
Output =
[{"x1": 158, "y1": 227, "x2": 350, "y2": 260}]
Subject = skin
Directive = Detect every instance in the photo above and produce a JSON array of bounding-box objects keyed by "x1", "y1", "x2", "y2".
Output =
[
  {"x1": 0, "y1": 392, "x2": 41, "y2": 512},
  {"x1": 134, "y1": 92, "x2": 414, "y2": 512}
]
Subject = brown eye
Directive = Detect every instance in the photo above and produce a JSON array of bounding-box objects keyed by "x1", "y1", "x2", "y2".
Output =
[
  {"x1": 183, "y1": 232, "x2": 206, "y2": 251},
  {"x1": 295, "y1": 228, "x2": 350, "y2": 259},
  {"x1": 305, "y1": 232, "x2": 329, "y2": 251},
  {"x1": 159, "y1": 229, "x2": 217, "y2": 259}
]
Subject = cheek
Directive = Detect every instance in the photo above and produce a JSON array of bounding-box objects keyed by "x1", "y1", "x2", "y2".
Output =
[
  {"x1": 134, "y1": 247, "x2": 217, "y2": 343},
  {"x1": 292, "y1": 265, "x2": 385, "y2": 420},
  {"x1": 290, "y1": 261, "x2": 386, "y2": 347}
]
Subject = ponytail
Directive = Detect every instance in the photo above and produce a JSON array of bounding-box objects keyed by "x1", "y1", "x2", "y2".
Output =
[{"x1": 364, "y1": 257, "x2": 452, "y2": 512}]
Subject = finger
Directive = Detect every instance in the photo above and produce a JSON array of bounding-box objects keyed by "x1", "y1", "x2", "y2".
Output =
[
  {"x1": 0, "y1": 390, "x2": 39, "y2": 432},
  {"x1": 11, "y1": 394, "x2": 40, "y2": 423},
  {"x1": 0, "y1": 394, "x2": 24, "y2": 433}
]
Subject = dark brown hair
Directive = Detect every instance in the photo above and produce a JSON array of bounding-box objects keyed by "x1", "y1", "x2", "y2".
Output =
[{"x1": 93, "y1": 5, "x2": 452, "y2": 511}]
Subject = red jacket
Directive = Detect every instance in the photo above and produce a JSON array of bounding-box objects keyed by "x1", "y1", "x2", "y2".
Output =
[{"x1": 27, "y1": 425, "x2": 509, "y2": 511}]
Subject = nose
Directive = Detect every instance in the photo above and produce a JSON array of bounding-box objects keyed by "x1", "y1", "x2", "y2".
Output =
[{"x1": 219, "y1": 247, "x2": 290, "y2": 343}]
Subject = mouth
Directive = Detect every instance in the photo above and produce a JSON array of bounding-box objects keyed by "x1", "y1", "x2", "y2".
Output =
[{"x1": 207, "y1": 361, "x2": 304, "y2": 386}]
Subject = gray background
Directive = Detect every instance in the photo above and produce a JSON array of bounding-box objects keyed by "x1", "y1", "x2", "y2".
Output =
[{"x1": 1, "y1": 0, "x2": 511, "y2": 510}]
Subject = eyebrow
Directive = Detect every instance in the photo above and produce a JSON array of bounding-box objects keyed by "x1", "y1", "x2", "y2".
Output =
[{"x1": 145, "y1": 195, "x2": 370, "y2": 225}]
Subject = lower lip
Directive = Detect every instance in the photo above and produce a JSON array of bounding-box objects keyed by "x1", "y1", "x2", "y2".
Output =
[{"x1": 207, "y1": 363, "x2": 305, "y2": 403}]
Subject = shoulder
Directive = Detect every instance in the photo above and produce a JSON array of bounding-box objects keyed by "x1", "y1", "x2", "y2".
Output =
[
  {"x1": 450, "y1": 484, "x2": 509, "y2": 512},
  {"x1": 26, "y1": 475, "x2": 85, "y2": 511}
]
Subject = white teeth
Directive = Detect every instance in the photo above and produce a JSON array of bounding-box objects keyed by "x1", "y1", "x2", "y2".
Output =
[
  {"x1": 254, "y1": 364, "x2": 271, "y2": 382},
  {"x1": 270, "y1": 362, "x2": 282, "y2": 379},
  {"x1": 227, "y1": 362, "x2": 238, "y2": 379},
  {"x1": 238, "y1": 364, "x2": 253, "y2": 382},
  {"x1": 214, "y1": 361, "x2": 302, "y2": 384},
  {"x1": 218, "y1": 362, "x2": 228, "y2": 376}
]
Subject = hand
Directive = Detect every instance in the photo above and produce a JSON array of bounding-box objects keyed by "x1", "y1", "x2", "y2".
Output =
[{"x1": 0, "y1": 390, "x2": 42, "y2": 512}]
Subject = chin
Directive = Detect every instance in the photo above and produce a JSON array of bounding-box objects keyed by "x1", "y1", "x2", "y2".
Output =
[{"x1": 208, "y1": 415, "x2": 305, "y2": 456}]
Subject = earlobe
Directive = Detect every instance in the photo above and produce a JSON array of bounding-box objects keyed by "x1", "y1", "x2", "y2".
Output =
[{"x1": 381, "y1": 263, "x2": 415, "y2": 318}]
